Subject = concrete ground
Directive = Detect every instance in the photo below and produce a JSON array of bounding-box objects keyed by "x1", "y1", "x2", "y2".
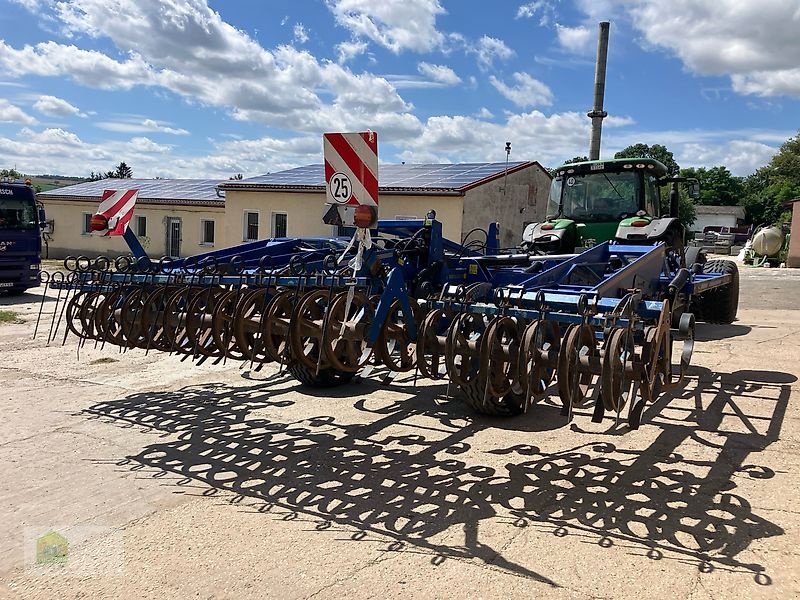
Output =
[{"x1": 0, "y1": 264, "x2": 799, "y2": 599}]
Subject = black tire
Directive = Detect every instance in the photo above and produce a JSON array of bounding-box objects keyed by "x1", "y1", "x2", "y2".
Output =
[
  {"x1": 683, "y1": 247, "x2": 706, "y2": 270},
  {"x1": 287, "y1": 361, "x2": 356, "y2": 388},
  {"x1": 692, "y1": 259, "x2": 739, "y2": 324},
  {"x1": 458, "y1": 379, "x2": 524, "y2": 417},
  {"x1": 5, "y1": 287, "x2": 26, "y2": 296}
]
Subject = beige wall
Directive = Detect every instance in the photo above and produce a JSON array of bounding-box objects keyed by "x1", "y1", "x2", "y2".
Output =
[
  {"x1": 461, "y1": 164, "x2": 551, "y2": 248},
  {"x1": 223, "y1": 190, "x2": 464, "y2": 242},
  {"x1": 39, "y1": 198, "x2": 225, "y2": 259}
]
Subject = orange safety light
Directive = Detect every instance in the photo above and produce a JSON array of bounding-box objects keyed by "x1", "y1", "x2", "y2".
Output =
[
  {"x1": 541, "y1": 223, "x2": 555, "y2": 230},
  {"x1": 353, "y1": 204, "x2": 377, "y2": 229},
  {"x1": 630, "y1": 219, "x2": 650, "y2": 227},
  {"x1": 90, "y1": 213, "x2": 109, "y2": 232}
]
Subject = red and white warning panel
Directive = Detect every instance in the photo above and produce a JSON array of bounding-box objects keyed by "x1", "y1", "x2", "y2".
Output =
[
  {"x1": 89, "y1": 189, "x2": 139, "y2": 236},
  {"x1": 323, "y1": 131, "x2": 378, "y2": 229}
]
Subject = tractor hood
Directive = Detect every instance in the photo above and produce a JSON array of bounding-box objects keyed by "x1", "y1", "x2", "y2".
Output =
[
  {"x1": 521, "y1": 218, "x2": 578, "y2": 253},
  {"x1": 619, "y1": 215, "x2": 654, "y2": 227}
]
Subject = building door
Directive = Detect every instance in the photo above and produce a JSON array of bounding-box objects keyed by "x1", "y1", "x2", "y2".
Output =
[{"x1": 167, "y1": 218, "x2": 181, "y2": 258}]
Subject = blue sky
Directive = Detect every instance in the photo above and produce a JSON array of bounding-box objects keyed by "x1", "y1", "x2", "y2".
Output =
[{"x1": 0, "y1": 0, "x2": 798, "y2": 179}]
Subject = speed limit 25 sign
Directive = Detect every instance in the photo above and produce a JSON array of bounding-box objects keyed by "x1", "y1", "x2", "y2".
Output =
[{"x1": 328, "y1": 172, "x2": 352, "y2": 204}]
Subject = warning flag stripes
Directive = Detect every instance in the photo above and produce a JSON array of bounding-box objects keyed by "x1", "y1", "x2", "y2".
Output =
[
  {"x1": 323, "y1": 132, "x2": 378, "y2": 207},
  {"x1": 97, "y1": 188, "x2": 138, "y2": 236}
]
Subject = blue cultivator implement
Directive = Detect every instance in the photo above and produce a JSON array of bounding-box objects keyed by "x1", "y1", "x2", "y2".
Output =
[{"x1": 42, "y1": 215, "x2": 739, "y2": 429}]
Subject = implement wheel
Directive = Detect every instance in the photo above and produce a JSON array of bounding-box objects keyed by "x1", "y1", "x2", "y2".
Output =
[
  {"x1": 375, "y1": 299, "x2": 421, "y2": 372},
  {"x1": 323, "y1": 291, "x2": 374, "y2": 372},
  {"x1": 692, "y1": 259, "x2": 739, "y2": 324},
  {"x1": 289, "y1": 290, "x2": 332, "y2": 371},
  {"x1": 416, "y1": 309, "x2": 449, "y2": 380},
  {"x1": 557, "y1": 324, "x2": 598, "y2": 413},
  {"x1": 287, "y1": 362, "x2": 356, "y2": 387},
  {"x1": 518, "y1": 320, "x2": 560, "y2": 401},
  {"x1": 458, "y1": 316, "x2": 525, "y2": 418}
]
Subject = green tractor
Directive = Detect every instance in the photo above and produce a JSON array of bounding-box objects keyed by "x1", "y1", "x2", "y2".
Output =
[{"x1": 522, "y1": 158, "x2": 696, "y2": 259}]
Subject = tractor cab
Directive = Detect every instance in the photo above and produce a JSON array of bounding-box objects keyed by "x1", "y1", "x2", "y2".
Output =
[{"x1": 522, "y1": 158, "x2": 684, "y2": 254}]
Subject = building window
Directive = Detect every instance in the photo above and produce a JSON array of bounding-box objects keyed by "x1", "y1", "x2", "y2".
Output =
[
  {"x1": 134, "y1": 215, "x2": 147, "y2": 237},
  {"x1": 82, "y1": 212, "x2": 92, "y2": 234},
  {"x1": 243, "y1": 210, "x2": 259, "y2": 241},
  {"x1": 271, "y1": 212, "x2": 287, "y2": 238},
  {"x1": 200, "y1": 219, "x2": 215, "y2": 245}
]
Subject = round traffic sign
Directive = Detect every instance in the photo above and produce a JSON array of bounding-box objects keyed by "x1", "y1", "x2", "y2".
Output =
[{"x1": 328, "y1": 172, "x2": 352, "y2": 204}]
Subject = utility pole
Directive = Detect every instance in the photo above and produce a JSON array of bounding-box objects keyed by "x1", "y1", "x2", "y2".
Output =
[{"x1": 588, "y1": 21, "x2": 610, "y2": 160}]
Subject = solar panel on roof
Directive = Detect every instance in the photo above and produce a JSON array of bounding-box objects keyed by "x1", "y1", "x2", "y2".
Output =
[
  {"x1": 41, "y1": 178, "x2": 225, "y2": 202},
  {"x1": 234, "y1": 161, "x2": 531, "y2": 191}
]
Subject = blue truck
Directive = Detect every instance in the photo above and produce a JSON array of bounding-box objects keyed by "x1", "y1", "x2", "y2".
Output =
[{"x1": 0, "y1": 181, "x2": 44, "y2": 295}]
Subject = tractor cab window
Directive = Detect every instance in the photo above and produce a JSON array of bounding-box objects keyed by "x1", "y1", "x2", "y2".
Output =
[
  {"x1": 0, "y1": 197, "x2": 37, "y2": 231},
  {"x1": 556, "y1": 171, "x2": 640, "y2": 222},
  {"x1": 546, "y1": 178, "x2": 562, "y2": 219},
  {"x1": 644, "y1": 174, "x2": 660, "y2": 217}
]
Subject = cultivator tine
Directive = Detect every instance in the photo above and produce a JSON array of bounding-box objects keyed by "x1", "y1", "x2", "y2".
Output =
[
  {"x1": 280, "y1": 255, "x2": 309, "y2": 375},
  {"x1": 143, "y1": 257, "x2": 172, "y2": 356},
  {"x1": 246, "y1": 255, "x2": 274, "y2": 371},
  {"x1": 215, "y1": 256, "x2": 246, "y2": 366},
  {"x1": 33, "y1": 270, "x2": 51, "y2": 339},
  {"x1": 44, "y1": 269, "x2": 65, "y2": 344},
  {"x1": 316, "y1": 255, "x2": 340, "y2": 376}
]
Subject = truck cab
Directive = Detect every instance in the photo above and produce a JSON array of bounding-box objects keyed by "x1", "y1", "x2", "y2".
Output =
[{"x1": 0, "y1": 181, "x2": 44, "y2": 295}]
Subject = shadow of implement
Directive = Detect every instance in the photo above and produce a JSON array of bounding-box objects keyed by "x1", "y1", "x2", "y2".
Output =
[{"x1": 81, "y1": 367, "x2": 793, "y2": 587}]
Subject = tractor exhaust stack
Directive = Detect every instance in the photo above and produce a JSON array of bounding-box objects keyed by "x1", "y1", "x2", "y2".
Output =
[{"x1": 588, "y1": 21, "x2": 610, "y2": 161}]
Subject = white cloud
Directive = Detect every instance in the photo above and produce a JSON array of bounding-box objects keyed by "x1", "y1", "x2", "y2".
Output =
[
  {"x1": 0, "y1": 41, "x2": 156, "y2": 90},
  {"x1": 0, "y1": 99, "x2": 37, "y2": 124},
  {"x1": 293, "y1": 23, "x2": 309, "y2": 44},
  {"x1": 398, "y1": 110, "x2": 593, "y2": 166},
  {"x1": 475, "y1": 107, "x2": 494, "y2": 119},
  {"x1": 555, "y1": 24, "x2": 592, "y2": 54},
  {"x1": 10, "y1": 0, "x2": 46, "y2": 11},
  {"x1": 327, "y1": 0, "x2": 446, "y2": 53},
  {"x1": 417, "y1": 62, "x2": 461, "y2": 85},
  {"x1": 605, "y1": 115, "x2": 636, "y2": 128},
  {"x1": 95, "y1": 118, "x2": 189, "y2": 135},
  {"x1": 335, "y1": 40, "x2": 368, "y2": 64},
  {"x1": 33, "y1": 95, "x2": 86, "y2": 118},
  {"x1": 127, "y1": 136, "x2": 172, "y2": 153},
  {"x1": 678, "y1": 140, "x2": 778, "y2": 177},
  {"x1": 2, "y1": 1, "x2": 422, "y2": 141},
  {"x1": 516, "y1": 1, "x2": 557, "y2": 25},
  {"x1": 626, "y1": 0, "x2": 800, "y2": 97},
  {"x1": 473, "y1": 36, "x2": 515, "y2": 71},
  {"x1": 731, "y1": 70, "x2": 800, "y2": 98},
  {"x1": 490, "y1": 72, "x2": 553, "y2": 108}
]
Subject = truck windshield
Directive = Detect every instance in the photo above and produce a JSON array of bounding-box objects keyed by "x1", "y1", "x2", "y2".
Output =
[
  {"x1": 0, "y1": 197, "x2": 38, "y2": 231},
  {"x1": 552, "y1": 171, "x2": 640, "y2": 222}
]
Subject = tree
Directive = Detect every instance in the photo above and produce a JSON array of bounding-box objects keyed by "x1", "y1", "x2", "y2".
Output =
[
  {"x1": 1, "y1": 168, "x2": 22, "y2": 179},
  {"x1": 230, "y1": 173, "x2": 244, "y2": 180},
  {"x1": 740, "y1": 132, "x2": 800, "y2": 225},
  {"x1": 563, "y1": 156, "x2": 589, "y2": 165},
  {"x1": 679, "y1": 166, "x2": 743, "y2": 206},
  {"x1": 614, "y1": 143, "x2": 680, "y2": 176},
  {"x1": 114, "y1": 161, "x2": 133, "y2": 178}
]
